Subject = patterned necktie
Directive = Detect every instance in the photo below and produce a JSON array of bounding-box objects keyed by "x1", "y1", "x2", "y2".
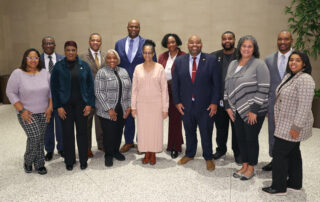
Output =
[
  {"x1": 192, "y1": 57, "x2": 197, "y2": 83},
  {"x1": 279, "y1": 54, "x2": 286, "y2": 79},
  {"x1": 95, "y1": 52, "x2": 100, "y2": 69},
  {"x1": 127, "y1": 39, "x2": 134, "y2": 63},
  {"x1": 48, "y1": 55, "x2": 53, "y2": 73},
  {"x1": 192, "y1": 57, "x2": 197, "y2": 99}
]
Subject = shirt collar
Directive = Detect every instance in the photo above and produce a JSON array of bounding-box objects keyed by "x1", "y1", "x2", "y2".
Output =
[{"x1": 90, "y1": 48, "x2": 100, "y2": 57}]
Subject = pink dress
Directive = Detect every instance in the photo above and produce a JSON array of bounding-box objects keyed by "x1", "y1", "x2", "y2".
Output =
[{"x1": 131, "y1": 63, "x2": 169, "y2": 152}]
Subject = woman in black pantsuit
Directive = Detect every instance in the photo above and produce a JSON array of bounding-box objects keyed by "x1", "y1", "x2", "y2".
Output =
[{"x1": 50, "y1": 41, "x2": 95, "y2": 171}]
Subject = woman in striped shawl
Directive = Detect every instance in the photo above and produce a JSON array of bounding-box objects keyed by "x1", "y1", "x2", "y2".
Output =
[{"x1": 224, "y1": 35, "x2": 270, "y2": 180}]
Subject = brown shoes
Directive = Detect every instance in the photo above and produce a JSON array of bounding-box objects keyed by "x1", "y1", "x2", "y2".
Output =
[
  {"x1": 120, "y1": 144, "x2": 134, "y2": 153},
  {"x1": 142, "y1": 152, "x2": 150, "y2": 164},
  {"x1": 178, "y1": 156, "x2": 194, "y2": 165},
  {"x1": 88, "y1": 149, "x2": 93, "y2": 158},
  {"x1": 150, "y1": 152, "x2": 156, "y2": 165},
  {"x1": 142, "y1": 152, "x2": 156, "y2": 165},
  {"x1": 206, "y1": 160, "x2": 215, "y2": 171}
]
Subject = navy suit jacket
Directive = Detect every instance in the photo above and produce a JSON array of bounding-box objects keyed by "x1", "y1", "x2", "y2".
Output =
[
  {"x1": 172, "y1": 53, "x2": 221, "y2": 113},
  {"x1": 115, "y1": 36, "x2": 157, "y2": 79},
  {"x1": 40, "y1": 53, "x2": 64, "y2": 70}
]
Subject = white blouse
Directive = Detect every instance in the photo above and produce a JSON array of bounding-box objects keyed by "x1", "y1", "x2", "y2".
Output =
[{"x1": 164, "y1": 52, "x2": 177, "y2": 80}]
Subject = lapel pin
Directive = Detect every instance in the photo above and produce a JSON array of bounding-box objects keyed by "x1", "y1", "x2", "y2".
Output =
[{"x1": 202, "y1": 58, "x2": 206, "y2": 61}]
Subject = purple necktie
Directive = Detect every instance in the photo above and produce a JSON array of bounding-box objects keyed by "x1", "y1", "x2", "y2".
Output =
[{"x1": 127, "y1": 39, "x2": 134, "y2": 63}]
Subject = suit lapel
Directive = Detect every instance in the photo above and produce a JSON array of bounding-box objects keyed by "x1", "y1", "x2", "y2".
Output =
[
  {"x1": 272, "y1": 52, "x2": 281, "y2": 80},
  {"x1": 131, "y1": 36, "x2": 143, "y2": 64}
]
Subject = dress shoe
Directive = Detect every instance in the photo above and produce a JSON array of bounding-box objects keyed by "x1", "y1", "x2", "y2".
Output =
[
  {"x1": 262, "y1": 186, "x2": 287, "y2": 195},
  {"x1": 45, "y1": 152, "x2": 53, "y2": 161},
  {"x1": 88, "y1": 149, "x2": 94, "y2": 158},
  {"x1": 37, "y1": 167, "x2": 47, "y2": 175},
  {"x1": 240, "y1": 173, "x2": 255, "y2": 181},
  {"x1": 58, "y1": 150, "x2": 65, "y2": 158},
  {"x1": 105, "y1": 156, "x2": 113, "y2": 167},
  {"x1": 114, "y1": 152, "x2": 125, "y2": 161},
  {"x1": 262, "y1": 161, "x2": 272, "y2": 171},
  {"x1": 234, "y1": 155, "x2": 242, "y2": 165},
  {"x1": 24, "y1": 163, "x2": 32, "y2": 173},
  {"x1": 233, "y1": 172, "x2": 243, "y2": 178},
  {"x1": 66, "y1": 165, "x2": 73, "y2": 171},
  {"x1": 287, "y1": 186, "x2": 301, "y2": 192},
  {"x1": 119, "y1": 144, "x2": 134, "y2": 153},
  {"x1": 178, "y1": 156, "x2": 194, "y2": 165},
  {"x1": 171, "y1": 150, "x2": 179, "y2": 159},
  {"x1": 80, "y1": 162, "x2": 87, "y2": 170},
  {"x1": 212, "y1": 152, "x2": 226, "y2": 160},
  {"x1": 206, "y1": 160, "x2": 215, "y2": 171},
  {"x1": 142, "y1": 152, "x2": 150, "y2": 164},
  {"x1": 98, "y1": 147, "x2": 106, "y2": 152},
  {"x1": 150, "y1": 152, "x2": 156, "y2": 165}
]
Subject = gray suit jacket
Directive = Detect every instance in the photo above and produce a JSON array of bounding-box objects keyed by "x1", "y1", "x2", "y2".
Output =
[
  {"x1": 274, "y1": 71, "x2": 314, "y2": 142},
  {"x1": 79, "y1": 49, "x2": 107, "y2": 79}
]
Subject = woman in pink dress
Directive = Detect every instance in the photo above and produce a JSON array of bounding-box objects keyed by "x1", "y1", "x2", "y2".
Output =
[{"x1": 131, "y1": 40, "x2": 169, "y2": 165}]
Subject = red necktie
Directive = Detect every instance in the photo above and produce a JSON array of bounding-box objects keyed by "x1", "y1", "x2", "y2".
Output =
[
  {"x1": 192, "y1": 57, "x2": 197, "y2": 83},
  {"x1": 192, "y1": 57, "x2": 197, "y2": 99}
]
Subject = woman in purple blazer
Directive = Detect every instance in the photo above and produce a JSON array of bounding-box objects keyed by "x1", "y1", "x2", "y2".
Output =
[{"x1": 158, "y1": 33, "x2": 186, "y2": 159}]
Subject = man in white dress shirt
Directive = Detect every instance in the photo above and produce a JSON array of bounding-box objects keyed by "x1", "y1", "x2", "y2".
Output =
[{"x1": 40, "y1": 36, "x2": 64, "y2": 161}]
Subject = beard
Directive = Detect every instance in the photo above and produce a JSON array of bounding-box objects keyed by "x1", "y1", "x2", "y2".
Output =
[{"x1": 222, "y1": 43, "x2": 235, "y2": 51}]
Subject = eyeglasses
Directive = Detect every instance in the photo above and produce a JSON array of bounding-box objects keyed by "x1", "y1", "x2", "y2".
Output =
[
  {"x1": 26, "y1": 56, "x2": 40, "y2": 60},
  {"x1": 143, "y1": 52, "x2": 153, "y2": 55}
]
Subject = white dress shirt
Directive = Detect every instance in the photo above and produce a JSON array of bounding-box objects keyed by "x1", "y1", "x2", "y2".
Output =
[
  {"x1": 44, "y1": 53, "x2": 57, "y2": 71},
  {"x1": 164, "y1": 52, "x2": 177, "y2": 80},
  {"x1": 90, "y1": 48, "x2": 101, "y2": 66},
  {"x1": 125, "y1": 36, "x2": 139, "y2": 63},
  {"x1": 277, "y1": 49, "x2": 292, "y2": 71}
]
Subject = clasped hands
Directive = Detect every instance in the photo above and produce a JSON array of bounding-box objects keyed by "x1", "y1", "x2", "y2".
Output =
[
  {"x1": 175, "y1": 103, "x2": 217, "y2": 117},
  {"x1": 108, "y1": 107, "x2": 131, "y2": 121}
]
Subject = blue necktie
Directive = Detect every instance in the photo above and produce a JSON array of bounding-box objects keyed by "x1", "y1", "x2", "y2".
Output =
[
  {"x1": 127, "y1": 39, "x2": 134, "y2": 63},
  {"x1": 279, "y1": 54, "x2": 286, "y2": 79}
]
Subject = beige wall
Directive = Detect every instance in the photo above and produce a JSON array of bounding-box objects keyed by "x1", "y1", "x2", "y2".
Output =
[{"x1": 0, "y1": 0, "x2": 319, "y2": 87}]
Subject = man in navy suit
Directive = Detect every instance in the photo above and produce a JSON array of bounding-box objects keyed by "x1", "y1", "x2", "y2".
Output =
[
  {"x1": 172, "y1": 35, "x2": 220, "y2": 171},
  {"x1": 115, "y1": 19, "x2": 156, "y2": 153},
  {"x1": 40, "y1": 36, "x2": 64, "y2": 161}
]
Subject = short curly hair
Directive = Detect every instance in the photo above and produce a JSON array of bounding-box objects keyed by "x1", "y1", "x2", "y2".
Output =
[
  {"x1": 235, "y1": 35, "x2": 260, "y2": 60},
  {"x1": 161, "y1": 33, "x2": 182, "y2": 48}
]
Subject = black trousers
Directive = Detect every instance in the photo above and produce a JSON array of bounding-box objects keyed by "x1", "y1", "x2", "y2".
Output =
[
  {"x1": 99, "y1": 104, "x2": 125, "y2": 158},
  {"x1": 61, "y1": 102, "x2": 88, "y2": 165},
  {"x1": 234, "y1": 112, "x2": 264, "y2": 166},
  {"x1": 272, "y1": 136, "x2": 302, "y2": 192},
  {"x1": 214, "y1": 106, "x2": 240, "y2": 157}
]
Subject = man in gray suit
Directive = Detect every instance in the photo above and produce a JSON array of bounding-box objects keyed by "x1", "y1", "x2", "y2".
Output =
[
  {"x1": 79, "y1": 33, "x2": 106, "y2": 157},
  {"x1": 263, "y1": 31, "x2": 293, "y2": 171}
]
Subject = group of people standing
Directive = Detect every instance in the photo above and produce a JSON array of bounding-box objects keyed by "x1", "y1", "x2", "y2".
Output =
[{"x1": 6, "y1": 18, "x2": 315, "y2": 196}]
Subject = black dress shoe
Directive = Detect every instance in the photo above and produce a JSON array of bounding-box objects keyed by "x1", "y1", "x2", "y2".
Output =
[
  {"x1": 212, "y1": 152, "x2": 226, "y2": 160},
  {"x1": 45, "y1": 152, "x2": 53, "y2": 161},
  {"x1": 114, "y1": 152, "x2": 125, "y2": 161},
  {"x1": 234, "y1": 155, "x2": 242, "y2": 165},
  {"x1": 262, "y1": 161, "x2": 272, "y2": 171},
  {"x1": 80, "y1": 162, "x2": 87, "y2": 170},
  {"x1": 105, "y1": 156, "x2": 113, "y2": 167},
  {"x1": 66, "y1": 165, "x2": 73, "y2": 171},
  {"x1": 262, "y1": 186, "x2": 287, "y2": 195},
  {"x1": 37, "y1": 167, "x2": 47, "y2": 175},
  {"x1": 171, "y1": 150, "x2": 179, "y2": 159},
  {"x1": 58, "y1": 150, "x2": 65, "y2": 158},
  {"x1": 24, "y1": 163, "x2": 32, "y2": 173}
]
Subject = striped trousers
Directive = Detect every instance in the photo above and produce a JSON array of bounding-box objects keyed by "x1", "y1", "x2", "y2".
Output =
[{"x1": 18, "y1": 113, "x2": 47, "y2": 169}]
